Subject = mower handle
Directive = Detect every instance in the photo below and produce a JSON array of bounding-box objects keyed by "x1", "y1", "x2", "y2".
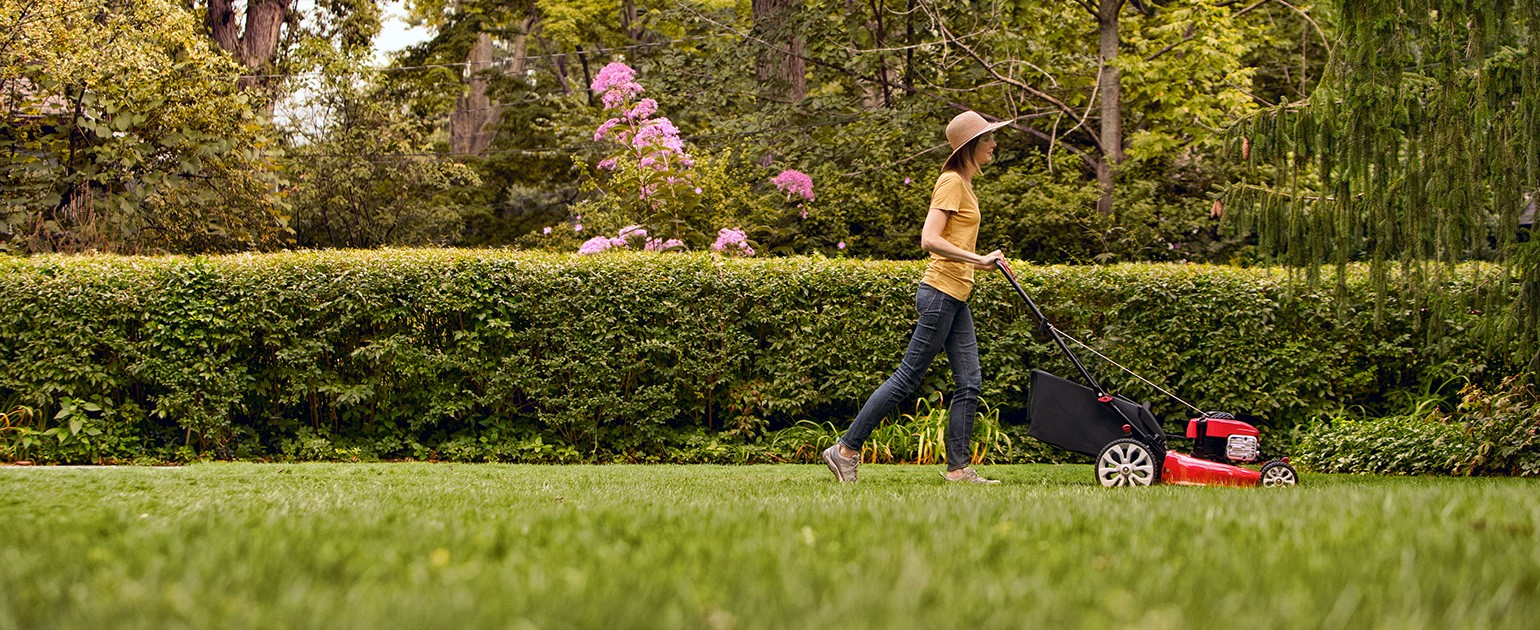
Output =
[{"x1": 994, "y1": 258, "x2": 1107, "y2": 395}]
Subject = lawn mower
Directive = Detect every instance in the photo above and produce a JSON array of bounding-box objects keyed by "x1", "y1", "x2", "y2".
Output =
[{"x1": 996, "y1": 260, "x2": 1298, "y2": 488}]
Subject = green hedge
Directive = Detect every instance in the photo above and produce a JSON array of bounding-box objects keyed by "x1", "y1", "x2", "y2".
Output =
[{"x1": 0, "y1": 250, "x2": 1519, "y2": 464}]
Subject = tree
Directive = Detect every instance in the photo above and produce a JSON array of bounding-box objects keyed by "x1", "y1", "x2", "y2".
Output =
[
  {"x1": 2, "y1": 0, "x2": 290, "y2": 254},
  {"x1": 203, "y1": 0, "x2": 382, "y2": 109},
  {"x1": 285, "y1": 74, "x2": 482, "y2": 248},
  {"x1": 1223, "y1": 0, "x2": 1539, "y2": 369},
  {"x1": 752, "y1": 0, "x2": 806, "y2": 102}
]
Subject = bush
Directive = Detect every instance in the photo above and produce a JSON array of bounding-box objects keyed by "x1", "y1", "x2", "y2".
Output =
[
  {"x1": 0, "y1": 250, "x2": 1520, "y2": 463},
  {"x1": 1297, "y1": 377, "x2": 1540, "y2": 476}
]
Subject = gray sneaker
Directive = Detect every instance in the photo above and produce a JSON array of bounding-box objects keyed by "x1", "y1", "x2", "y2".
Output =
[
  {"x1": 822, "y1": 443, "x2": 859, "y2": 483},
  {"x1": 942, "y1": 467, "x2": 1000, "y2": 485}
]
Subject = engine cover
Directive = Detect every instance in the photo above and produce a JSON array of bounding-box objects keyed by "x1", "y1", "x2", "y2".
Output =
[{"x1": 1185, "y1": 417, "x2": 1260, "y2": 439}]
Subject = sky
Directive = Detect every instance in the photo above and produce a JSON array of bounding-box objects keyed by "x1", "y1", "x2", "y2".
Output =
[{"x1": 373, "y1": 1, "x2": 436, "y2": 64}]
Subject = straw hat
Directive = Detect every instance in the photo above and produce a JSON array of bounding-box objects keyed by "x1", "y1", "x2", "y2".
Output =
[{"x1": 945, "y1": 111, "x2": 1011, "y2": 164}]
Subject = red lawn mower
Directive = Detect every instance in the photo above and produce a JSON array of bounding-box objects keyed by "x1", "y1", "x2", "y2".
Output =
[{"x1": 997, "y1": 260, "x2": 1298, "y2": 488}]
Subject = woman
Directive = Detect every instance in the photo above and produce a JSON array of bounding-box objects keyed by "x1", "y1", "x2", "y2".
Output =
[{"x1": 823, "y1": 111, "x2": 1009, "y2": 484}]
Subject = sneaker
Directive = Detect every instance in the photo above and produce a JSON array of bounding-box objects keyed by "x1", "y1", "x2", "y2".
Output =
[
  {"x1": 941, "y1": 467, "x2": 1000, "y2": 485},
  {"x1": 821, "y1": 443, "x2": 859, "y2": 483}
]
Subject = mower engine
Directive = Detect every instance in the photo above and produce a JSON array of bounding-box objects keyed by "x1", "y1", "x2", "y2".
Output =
[
  {"x1": 1158, "y1": 412, "x2": 1298, "y2": 487},
  {"x1": 1186, "y1": 413, "x2": 1259, "y2": 464}
]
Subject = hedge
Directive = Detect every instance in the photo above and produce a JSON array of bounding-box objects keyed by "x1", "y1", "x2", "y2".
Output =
[{"x1": 0, "y1": 250, "x2": 1521, "y2": 463}]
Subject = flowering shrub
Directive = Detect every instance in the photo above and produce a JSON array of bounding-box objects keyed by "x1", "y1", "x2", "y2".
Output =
[
  {"x1": 579, "y1": 225, "x2": 684, "y2": 255},
  {"x1": 771, "y1": 170, "x2": 815, "y2": 201},
  {"x1": 588, "y1": 62, "x2": 701, "y2": 241},
  {"x1": 711, "y1": 228, "x2": 755, "y2": 256}
]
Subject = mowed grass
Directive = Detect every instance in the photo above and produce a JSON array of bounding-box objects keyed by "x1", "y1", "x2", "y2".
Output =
[{"x1": 1, "y1": 464, "x2": 1537, "y2": 629}]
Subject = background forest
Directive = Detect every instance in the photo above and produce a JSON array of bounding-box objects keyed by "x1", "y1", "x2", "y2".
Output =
[{"x1": 3, "y1": 0, "x2": 1339, "y2": 262}]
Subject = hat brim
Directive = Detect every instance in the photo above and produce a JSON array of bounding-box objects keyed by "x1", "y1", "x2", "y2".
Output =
[{"x1": 946, "y1": 119, "x2": 1012, "y2": 165}]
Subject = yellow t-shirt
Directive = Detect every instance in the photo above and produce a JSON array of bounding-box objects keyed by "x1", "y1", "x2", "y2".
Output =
[{"x1": 920, "y1": 171, "x2": 982, "y2": 301}]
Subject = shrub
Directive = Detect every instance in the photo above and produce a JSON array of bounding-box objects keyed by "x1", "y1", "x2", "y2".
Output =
[
  {"x1": 1455, "y1": 377, "x2": 1540, "y2": 475},
  {"x1": 1297, "y1": 377, "x2": 1540, "y2": 476},
  {"x1": 1297, "y1": 414, "x2": 1478, "y2": 475},
  {"x1": 0, "y1": 250, "x2": 1520, "y2": 463}
]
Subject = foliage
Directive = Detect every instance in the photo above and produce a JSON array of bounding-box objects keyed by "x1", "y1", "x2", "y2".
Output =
[
  {"x1": 583, "y1": 61, "x2": 708, "y2": 242},
  {"x1": 1456, "y1": 377, "x2": 1540, "y2": 476},
  {"x1": 1, "y1": 0, "x2": 290, "y2": 254},
  {"x1": 1298, "y1": 412, "x2": 1477, "y2": 476},
  {"x1": 283, "y1": 68, "x2": 482, "y2": 248},
  {"x1": 1222, "y1": 0, "x2": 1540, "y2": 364},
  {"x1": 1299, "y1": 377, "x2": 1540, "y2": 476},
  {"x1": 5, "y1": 464, "x2": 1540, "y2": 628},
  {"x1": 371, "y1": 0, "x2": 1325, "y2": 258},
  {"x1": 769, "y1": 396, "x2": 1013, "y2": 466},
  {"x1": 0, "y1": 250, "x2": 1522, "y2": 464}
]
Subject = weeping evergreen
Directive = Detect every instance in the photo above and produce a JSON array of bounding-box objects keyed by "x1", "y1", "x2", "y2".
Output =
[{"x1": 1223, "y1": 0, "x2": 1540, "y2": 374}]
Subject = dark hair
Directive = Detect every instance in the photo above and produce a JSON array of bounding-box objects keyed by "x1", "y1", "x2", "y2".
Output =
[{"x1": 943, "y1": 133, "x2": 985, "y2": 174}]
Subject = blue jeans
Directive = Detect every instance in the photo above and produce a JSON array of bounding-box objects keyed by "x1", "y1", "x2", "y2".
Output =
[{"x1": 840, "y1": 282, "x2": 982, "y2": 470}]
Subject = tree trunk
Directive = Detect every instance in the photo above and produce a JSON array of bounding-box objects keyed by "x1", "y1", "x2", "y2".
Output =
[
  {"x1": 204, "y1": 0, "x2": 292, "y2": 106},
  {"x1": 904, "y1": 0, "x2": 915, "y2": 92},
  {"x1": 621, "y1": 0, "x2": 643, "y2": 41},
  {"x1": 752, "y1": 0, "x2": 806, "y2": 103},
  {"x1": 451, "y1": 33, "x2": 502, "y2": 156},
  {"x1": 862, "y1": 0, "x2": 891, "y2": 108},
  {"x1": 1095, "y1": 0, "x2": 1125, "y2": 217}
]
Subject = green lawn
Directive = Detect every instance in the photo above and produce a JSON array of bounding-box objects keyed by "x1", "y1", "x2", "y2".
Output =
[{"x1": 1, "y1": 464, "x2": 1536, "y2": 629}]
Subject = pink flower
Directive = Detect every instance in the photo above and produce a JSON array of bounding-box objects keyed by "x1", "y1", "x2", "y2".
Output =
[
  {"x1": 543, "y1": 227, "x2": 552, "y2": 234},
  {"x1": 619, "y1": 225, "x2": 647, "y2": 242},
  {"x1": 601, "y1": 89, "x2": 631, "y2": 110},
  {"x1": 694, "y1": 187, "x2": 703, "y2": 194},
  {"x1": 575, "y1": 223, "x2": 583, "y2": 232},
  {"x1": 633, "y1": 118, "x2": 683, "y2": 152},
  {"x1": 904, "y1": 177, "x2": 912, "y2": 184},
  {"x1": 591, "y1": 62, "x2": 645, "y2": 112},
  {"x1": 837, "y1": 241, "x2": 846, "y2": 249},
  {"x1": 711, "y1": 228, "x2": 754, "y2": 257},
  {"x1": 595, "y1": 118, "x2": 623, "y2": 141},
  {"x1": 644, "y1": 238, "x2": 684, "y2": 252},
  {"x1": 771, "y1": 169, "x2": 815, "y2": 201},
  {"x1": 590, "y1": 62, "x2": 636, "y2": 93},
  {"x1": 800, "y1": 209, "x2": 807, "y2": 219},
  {"x1": 578, "y1": 236, "x2": 612, "y2": 254},
  {"x1": 597, "y1": 158, "x2": 618, "y2": 171},
  {"x1": 626, "y1": 98, "x2": 658, "y2": 120}
]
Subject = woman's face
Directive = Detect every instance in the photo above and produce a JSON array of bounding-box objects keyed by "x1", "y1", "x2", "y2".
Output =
[{"x1": 973, "y1": 132, "x2": 997, "y2": 165}]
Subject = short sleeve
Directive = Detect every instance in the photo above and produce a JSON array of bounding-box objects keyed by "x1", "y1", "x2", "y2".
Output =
[{"x1": 930, "y1": 172, "x2": 966, "y2": 213}]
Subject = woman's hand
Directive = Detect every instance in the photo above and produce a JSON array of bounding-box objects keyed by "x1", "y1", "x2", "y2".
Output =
[{"x1": 973, "y1": 250, "x2": 1006, "y2": 271}]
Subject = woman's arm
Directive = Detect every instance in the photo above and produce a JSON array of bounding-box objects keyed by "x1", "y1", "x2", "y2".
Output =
[{"x1": 920, "y1": 207, "x2": 1004, "y2": 270}]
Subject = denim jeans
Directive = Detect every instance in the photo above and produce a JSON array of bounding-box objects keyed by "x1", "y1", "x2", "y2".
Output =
[{"x1": 840, "y1": 282, "x2": 982, "y2": 470}]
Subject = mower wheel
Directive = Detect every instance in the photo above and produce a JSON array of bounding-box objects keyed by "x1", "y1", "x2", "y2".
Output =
[
  {"x1": 1096, "y1": 438, "x2": 1160, "y2": 487},
  {"x1": 1259, "y1": 460, "x2": 1298, "y2": 487}
]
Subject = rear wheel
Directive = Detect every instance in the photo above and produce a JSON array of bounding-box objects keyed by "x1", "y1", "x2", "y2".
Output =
[
  {"x1": 1096, "y1": 438, "x2": 1159, "y2": 487},
  {"x1": 1259, "y1": 460, "x2": 1298, "y2": 487}
]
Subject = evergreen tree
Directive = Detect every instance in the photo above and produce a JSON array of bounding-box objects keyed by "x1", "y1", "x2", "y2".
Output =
[{"x1": 1223, "y1": 0, "x2": 1539, "y2": 372}]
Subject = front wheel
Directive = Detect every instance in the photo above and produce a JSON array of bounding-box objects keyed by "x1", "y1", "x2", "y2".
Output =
[
  {"x1": 1096, "y1": 438, "x2": 1160, "y2": 487},
  {"x1": 1258, "y1": 460, "x2": 1298, "y2": 487}
]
